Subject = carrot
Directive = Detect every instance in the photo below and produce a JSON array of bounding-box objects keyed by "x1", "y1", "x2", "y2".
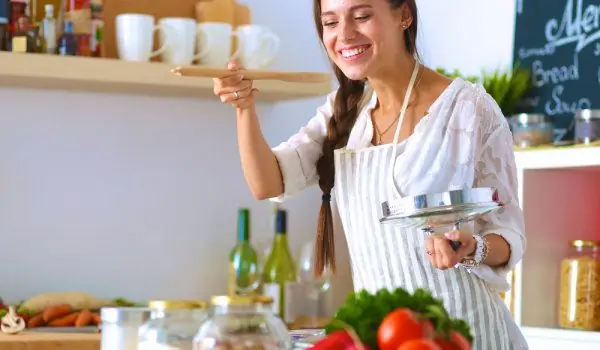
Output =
[
  {"x1": 90, "y1": 312, "x2": 101, "y2": 326},
  {"x1": 43, "y1": 304, "x2": 73, "y2": 323},
  {"x1": 75, "y1": 309, "x2": 93, "y2": 327},
  {"x1": 27, "y1": 313, "x2": 45, "y2": 328},
  {"x1": 48, "y1": 311, "x2": 79, "y2": 327}
]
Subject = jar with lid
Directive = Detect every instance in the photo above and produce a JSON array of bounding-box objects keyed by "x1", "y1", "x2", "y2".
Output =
[
  {"x1": 100, "y1": 307, "x2": 152, "y2": 350},
  {"x1": 508, "y1": 113, "x2": 554, "y2": 148},
  {"x1": 193, "y1": 295, "x2": 292, "y2": 350},
  {"x1": 558, "y1": 240, "x2": 600, "y2": 330},
  {"x1": 574, "y1": 109, "x2": 600, "y2": 145},
  {"x1": 138, "y1": 300, "x2": 209, "y2": 350}
]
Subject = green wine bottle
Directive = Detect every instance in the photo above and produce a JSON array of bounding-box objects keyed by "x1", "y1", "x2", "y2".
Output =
[
  {"x1": 228, "y1": 208, "x2": 261, "y2": 296},
  {"x1": 262, "y1": 208, "x2": 297, "y2": 322}
]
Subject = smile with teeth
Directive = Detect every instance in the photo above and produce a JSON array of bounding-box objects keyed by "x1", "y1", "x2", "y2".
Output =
[{"x1": 340, "y1": 45, "x2": 370, "y2": 58}]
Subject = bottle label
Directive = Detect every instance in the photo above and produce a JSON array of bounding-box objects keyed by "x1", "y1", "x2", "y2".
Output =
[
  {"x1": 262, "y1": 283, "x2": 281, "y2": 315},
  {"x1": 228, "y1": 262, "x2": 237, "y2": 297}
]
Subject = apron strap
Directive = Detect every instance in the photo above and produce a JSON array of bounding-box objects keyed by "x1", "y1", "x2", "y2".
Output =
[{"x1": 388, "y1": 60, "x2": 421, "y2": 194}]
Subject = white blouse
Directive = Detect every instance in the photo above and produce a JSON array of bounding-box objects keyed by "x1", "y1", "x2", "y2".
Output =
[{"x1": 271, "y1": 78, "x2": 526, "y2": 291}]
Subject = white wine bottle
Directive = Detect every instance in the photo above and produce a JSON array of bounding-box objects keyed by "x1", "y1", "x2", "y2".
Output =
[
  {"x1": 228, "y1": 208, "x2": 261, "y2": 296},
  {"x1": 262, "y1": 208, "x2": 297, "y2": 322}
]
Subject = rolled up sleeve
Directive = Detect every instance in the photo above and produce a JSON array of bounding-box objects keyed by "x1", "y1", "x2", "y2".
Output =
[
  {"x1": 271, "y1": 91, "x2": 337, "y2": 200},
  {"x1": 470, "y1": 93, "x2": 526, "y2": 288}
]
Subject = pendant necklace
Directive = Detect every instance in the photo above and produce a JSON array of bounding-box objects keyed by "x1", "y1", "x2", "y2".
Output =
[{"x1": 371, "y1": 68, "x2": 423, "y2": 145}]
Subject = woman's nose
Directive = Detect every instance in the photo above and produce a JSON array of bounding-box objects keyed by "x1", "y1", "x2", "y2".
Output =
[{"x1": 339, "y1": 20, "x2": 358, "y2": 41}]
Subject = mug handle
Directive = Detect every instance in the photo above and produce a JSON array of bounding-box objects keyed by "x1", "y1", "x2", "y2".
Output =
[
  {"x1": 258, "y1": 32, "x2": 280, "y2": 68},
  {"x1": 229, "y1": 31, "x2": 242, "y2": 61},
  {"x1": 193, "y1": 27, "x2": 212, "y2": 62},
  {"x1": 149, "y1": 24, "x2": 168, "y2": 59}
]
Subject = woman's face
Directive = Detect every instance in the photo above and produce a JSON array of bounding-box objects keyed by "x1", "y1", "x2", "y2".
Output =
[{"x1": 319, "y1": 0, "x2": 409, "y2": 80}]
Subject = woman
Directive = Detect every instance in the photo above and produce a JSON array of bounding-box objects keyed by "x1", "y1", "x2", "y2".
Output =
[{"x1": 213, "y1": 0, "x2": 527, "y2": 348}]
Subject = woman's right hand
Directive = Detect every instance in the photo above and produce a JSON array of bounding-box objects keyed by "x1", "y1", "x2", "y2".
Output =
[{"x1": 213, "y1": 60, "x2": 258, "y2": 110}]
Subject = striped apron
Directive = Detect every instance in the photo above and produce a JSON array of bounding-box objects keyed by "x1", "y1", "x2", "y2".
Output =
[{"x1": 332, "y1": 62, "x2": 518, "y2": 350}]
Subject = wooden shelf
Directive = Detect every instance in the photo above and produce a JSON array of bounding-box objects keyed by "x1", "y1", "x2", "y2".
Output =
[
  {"x1": 0, "y1": 52, "x2": 332, "y2": 101},
  {"x1": 522, "y1": 327, "x2": 600, "y2": 349},
  {"x1": 511, "y1": 146, "x2": 600, "y2": 348},
  {"x1": 514, "y1": 146, "x2": 600, "y2": 170}
]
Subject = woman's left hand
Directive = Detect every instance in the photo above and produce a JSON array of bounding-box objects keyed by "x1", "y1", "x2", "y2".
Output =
[{"x1": 424, "y1": 230, "x2": 476, "y2": 270}]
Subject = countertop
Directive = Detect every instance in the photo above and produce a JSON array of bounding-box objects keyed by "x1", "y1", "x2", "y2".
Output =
[{"x1": 0, "y1": 331, "x2": 100, "y2": 350}]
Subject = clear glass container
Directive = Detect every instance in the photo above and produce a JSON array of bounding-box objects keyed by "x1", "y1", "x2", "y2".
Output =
[
  {"x1": 499, "y1": 269, "x2": 516, "y2": 317},
  {"x1": 558, "y1": 240, "x2": 600, "y2": 330},
  {"x1": 138, "y1": 300, "x2": 209, "y2": 350},
  {"x1": 574, "y1": 109, "x2": 600, "y2": 145},
  {"x1": 193, "y1": 295, "x2": 291, "y2": 350},
  {"x1": 508, "y1": 113, "x2": 554, "y2": 148}
]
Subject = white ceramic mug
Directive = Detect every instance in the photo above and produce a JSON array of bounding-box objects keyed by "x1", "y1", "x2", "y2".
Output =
[
  {"x1": 115, "y1": 13, "x2": 167, "y2": 62},
  {"x1": 159, "y1": 17, "x2": 211, "y2": 65},
  {"x1": 234, "y1": 25, "x2": 280, "y2": 69},
  {"x1": 195, "y1": 22, "x2": 241, "y2": 67}
]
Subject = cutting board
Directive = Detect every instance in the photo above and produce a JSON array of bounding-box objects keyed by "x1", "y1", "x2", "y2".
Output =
[{"x1": 0, "y1": 331, "x2": 100, "y2": 350}]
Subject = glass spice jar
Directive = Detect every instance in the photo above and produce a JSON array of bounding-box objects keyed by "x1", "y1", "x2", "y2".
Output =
[
  {"x1": 138, "y1": 299, "x2": 209, "y2": 350},
  {"x1": 193, "y1": 295, "x2": 292, "y2": 350},
  {"x1": 558, "y1": 240, "x2": 600, "y2": 330},
  {"x1": 499, "y1": 269, "x2": 516, "y2": 317}
]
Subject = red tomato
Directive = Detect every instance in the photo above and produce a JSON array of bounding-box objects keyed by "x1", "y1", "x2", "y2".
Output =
[
  {"x1": 433, "y1": 331, "x2": 471, "y2": 350},
  {"x1": 377, "y1": 308, "x2": 435, "y2": 350},
  {"x1": 397, "y1": 339, "x2": 442, "y2": 350},
  {"x1": 311, "y1": 330, "x2": 367, "y2": 350}
]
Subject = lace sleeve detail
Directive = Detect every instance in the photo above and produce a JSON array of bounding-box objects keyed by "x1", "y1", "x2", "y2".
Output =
[{"x1": 473, "y1": 90, "x2": 526, "y2": 275}]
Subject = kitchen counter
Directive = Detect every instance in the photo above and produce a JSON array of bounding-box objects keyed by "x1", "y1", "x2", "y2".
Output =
[{"x1": 0, "y1": 331, "x2": 100, "y2": 350}]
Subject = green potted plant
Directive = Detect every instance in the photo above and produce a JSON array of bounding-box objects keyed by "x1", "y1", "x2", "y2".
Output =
[
  {"x1": 480, "y1": 64, "x2": 532, "y2": 117},
  {"x1": 436, "y1": 65, "x2": 533, "y2": 117}
]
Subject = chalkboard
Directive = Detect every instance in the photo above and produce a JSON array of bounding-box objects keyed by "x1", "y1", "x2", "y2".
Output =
[{"x1": 513, "y1": 0, "x2": 600, "y2": 141}]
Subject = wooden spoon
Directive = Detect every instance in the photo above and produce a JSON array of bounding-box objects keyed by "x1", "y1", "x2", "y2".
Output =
[{"x1": 171, "y1": 66, "x2": 330, "y2": 84}]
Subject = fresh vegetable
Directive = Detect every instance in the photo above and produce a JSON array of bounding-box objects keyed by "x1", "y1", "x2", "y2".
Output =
[
  {"x1": 48, "y1": 311, "x2": 80, "y2": 327},
  {"x1": 397, "y1": 339, "x2": 441, "y2": 350},
  {"x1": 433, "y1": 331, "x2": 471, "y2": 350},
  {"x1": 42, "y1": 303, "x2": 73, "y2": 323},
  {"x1": 27, "y1": 313, "x2": 45, "y2": 328},
  {"x1": 377, "y1": 308, "x2": 434, "y2": 350},
  {"x1": 324, "y1": 288, "x2": 473, "y2": 350},
  {"x1": 311, "y1": 330, "x2": 366, "y2": 350},
  {"x1": 75, "y1": 309, "x2": 94, "y2": 327}
]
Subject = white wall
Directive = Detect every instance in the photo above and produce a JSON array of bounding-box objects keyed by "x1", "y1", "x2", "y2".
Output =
[{"x1": 0, "y1": 0, "x2": 516, "y2": 309}]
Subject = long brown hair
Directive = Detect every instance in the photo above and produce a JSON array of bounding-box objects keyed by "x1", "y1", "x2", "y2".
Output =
[{"x1": 312, "y1": 0, "x2": 419, "y2": 277}]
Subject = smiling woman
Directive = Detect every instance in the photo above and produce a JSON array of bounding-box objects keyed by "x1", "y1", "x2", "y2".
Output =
[{"x1": 211, "y1": 0, "x2": 528, "y2": 349}]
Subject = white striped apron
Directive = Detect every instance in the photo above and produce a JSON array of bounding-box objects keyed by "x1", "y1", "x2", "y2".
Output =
[{"x1": 332, "y1": 62, "x2": 518, "y2": 349}]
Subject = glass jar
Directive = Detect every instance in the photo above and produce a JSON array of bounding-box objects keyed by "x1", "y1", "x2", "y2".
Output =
[
  {"x1": 558, "y1": 240, "x2": 600, "y2": 330},
  {"x1": 574, "y1": 109, "x2": 600, "y2": 145},
  {"x1": 138, "y1": 300, "x2": 209, "y2": 350},
  {"x1": 508, "y1": 113, "x2": 554, "y2": 148},
  {"x1": 100, "y1": 307, "x2": 152, "y2": 350},
  {"x1": 193, "y1": 295, "x2": 291, "y2": 350},
  {"x1": 499, "y1": 269, "x2": 516, "y2": 317}
]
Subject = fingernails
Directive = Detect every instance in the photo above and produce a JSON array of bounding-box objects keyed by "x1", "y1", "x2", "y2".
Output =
[{"x1": 444, "y1": 232, "x2": 454, "y2": 239}]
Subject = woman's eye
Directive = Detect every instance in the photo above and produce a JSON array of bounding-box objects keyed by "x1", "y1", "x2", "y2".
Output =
[
  {"x1": 355, "y1": 15, "x2": 371, "y2": 21},
  {"x1": 323, "y1": 21, "x2": 338, "y2": 27}
]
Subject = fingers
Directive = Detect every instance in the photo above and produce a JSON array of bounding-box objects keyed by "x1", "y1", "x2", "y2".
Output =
[
  {"x1": 213, "y1": 60, "x2": 257, "y2": 109},
  {"x1": 424, "y1": 236, "x2": 435, "y2": 265},
  {"x1": 216, "y1": 80, "x2": 253, "y2": 100},
  {"x1": 433, "y1": 234, "x2": 457, "y2": 269},
  {"x1": 444, "y1": 230, "x2": 476, "y2": 258},
  {"x1": 425, "y1": 231, "x2": 475, "y2": 270}
]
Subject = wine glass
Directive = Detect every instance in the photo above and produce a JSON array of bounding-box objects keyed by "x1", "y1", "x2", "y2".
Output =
[{"x1": 297, "y1": 241, "x2": 332, "y2": 297}]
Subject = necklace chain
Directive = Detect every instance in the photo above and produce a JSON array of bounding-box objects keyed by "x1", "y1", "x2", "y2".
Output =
[{"x1": 372, "y1": 67, "x2": 423, "y2": 145}]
